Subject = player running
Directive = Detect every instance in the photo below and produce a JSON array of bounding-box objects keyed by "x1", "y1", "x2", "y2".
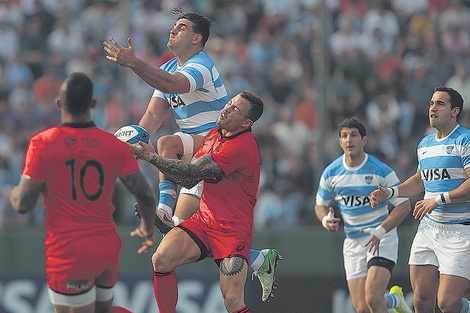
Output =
[{"x1": 316, "y1": 117, "x2": 412, "y2": 313}]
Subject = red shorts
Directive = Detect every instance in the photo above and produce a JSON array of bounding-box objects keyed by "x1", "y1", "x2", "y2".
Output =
[
  {"x1": 45, "y1": 232, "x2": 122, "y2": 294},
  {"x1": 179, "y1": 211, "x2": 251, "y2": 263}
]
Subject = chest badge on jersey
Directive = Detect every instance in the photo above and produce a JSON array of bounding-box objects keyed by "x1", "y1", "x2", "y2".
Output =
[
  {"x1": 65, "y1": 137, "x2": 78, "y2": 150},
  {"x1": 364, "y1": 176, "x2": 373, "y2": 184},
  {"x1": 446, "y1": 145, "x2": 454, "y2": 154}
]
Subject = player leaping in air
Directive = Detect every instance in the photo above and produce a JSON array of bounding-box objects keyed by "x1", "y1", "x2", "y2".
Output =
[{"x1": 103, "y1": 8, "x2": 280, "y2": 302}]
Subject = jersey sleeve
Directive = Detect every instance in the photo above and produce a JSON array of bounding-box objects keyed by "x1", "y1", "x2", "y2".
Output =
[
  {"x1": 21, "y1": 136, "x2": 46, "y2": 180},
  {"x1": 117, "y1": 142, "x2": 140, "y2": 178},
  {"x1": 315, "y1": 172, "x2": 333, "y2": 207}
]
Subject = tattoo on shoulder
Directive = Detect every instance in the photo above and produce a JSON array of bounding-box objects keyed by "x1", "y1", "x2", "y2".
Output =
[{"x1": 220, "y1": 256, "x2": 245, "y2": 276}]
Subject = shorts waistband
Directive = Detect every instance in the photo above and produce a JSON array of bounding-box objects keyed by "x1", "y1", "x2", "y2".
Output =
[{"x1": 424, "y1": 217, "x2": 470, "y2": 230}]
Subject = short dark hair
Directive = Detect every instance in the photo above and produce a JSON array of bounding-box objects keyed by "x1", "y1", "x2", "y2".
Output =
[
  {"x1": 64, "y1": 72, "x2": 93, "y2": 114},
  {"x1": 434, "y1": 86, "x2": 464, "y2": 120},
  {"x1": 240, "y1": 90, "x2": 264, "y2": 123},
  {"x1": 172, "y1": 7, "x2": 211, "y2": 47},
  {"x1": 338, "y1": 117, "x2": 367, "y2": 137}
]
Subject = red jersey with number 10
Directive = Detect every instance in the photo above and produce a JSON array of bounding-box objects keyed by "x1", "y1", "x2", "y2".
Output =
[
  {"x1": 21, "y1": 123, "x2": 140, "y2": 247},
  {"x1": 194, "y1": 128, "x2": 260, "y2": 237}
]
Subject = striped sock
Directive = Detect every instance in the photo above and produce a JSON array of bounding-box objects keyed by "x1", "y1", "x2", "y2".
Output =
[
  {"x1": 385, "y1": 293, "x2": 399, "y2": 309},
  {"x1": 249, "y1": 249, "x2": 262, "y2": 269},
  {"x1": 461, "y1": 298, "x2": 470, "y2": 313},
  {"x1": 158, "y1": 180, "x2": 177, "y2": 216},
  {"x1": 232, "y1": 306, "x2": 251, "y2": 313}
]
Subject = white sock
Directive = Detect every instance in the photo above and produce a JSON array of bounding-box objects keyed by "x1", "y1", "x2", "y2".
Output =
[{"x1": 250, "y1": 252, "x2": 265, "y2": 271}]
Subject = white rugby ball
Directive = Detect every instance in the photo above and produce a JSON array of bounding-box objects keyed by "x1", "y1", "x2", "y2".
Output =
[{"x1": 114, "y1": 125, "x2": 150, "y2": 144}]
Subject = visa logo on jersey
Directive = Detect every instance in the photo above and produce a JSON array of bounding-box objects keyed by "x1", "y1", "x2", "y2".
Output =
[
  {"x1": 421, "y1": 168, "x2": 451, "y2": 181},
  {"x1": 340, "y1": 195, "x2": 370, "y2": 206}
]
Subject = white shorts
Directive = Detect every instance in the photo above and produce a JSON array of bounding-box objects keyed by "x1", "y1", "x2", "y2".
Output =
[
  {"x1": 180, "y1": 180, "x2": 204, "y2": 198},
  {"x1": 409, "y1": 218, "x2": 470, "y2": 280},
  {"x1": 48, "y1": 285, "x2": 114, "y2": 307},
  {"x1": 343, "y1": 228, "x2": 399, "y2": 280},
  {"x1": 174, "y1": 131, "x2": 204, "y2": 198}
]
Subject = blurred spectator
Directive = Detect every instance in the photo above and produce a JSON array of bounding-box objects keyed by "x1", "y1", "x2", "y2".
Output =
[
  {"x1": 273, "y1": 104, "x2": 312, "y2": 158},
  {"x1": 4, "y1": 56, "x2": 34, "y2": 88},
  {"x1": 365, "y1": 89, "x2": 401, "y2": 162},
  {"x1": 362, "y1": 1, "x2": 400, "y2": 48},
  {"x1": 446, "y1": 64, "x2": 470, "y2": 127},
  {"x1": 440, "y1": 24, "x2": 470, "y2": 60},
  {"x1": 329, "y1": 16, "x2": 361, "y2": 57},
  {"x1": 437, "y1": 0, "x2": 470, "y2": 34},
  {"x1": 25, "y1": 0, "x2": 56, "y2": 37},
  {"x1": 47, "y1": 12, "x2": 84, "y2": 59},
  {"x1": 0, "y1": 21, "x2": 19, "y2": 62},
  {"x1": 20, "y1": 17, "x2": 47, "y2": 79}
]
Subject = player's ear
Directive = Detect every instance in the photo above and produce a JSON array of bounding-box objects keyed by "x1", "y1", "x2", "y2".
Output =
[
  {"x1": 90, "y1": 98, "x2": 97, "y2": 109},
  {"x1": 243, "y1": 119, "x2": 253, "y2": 128},
  {"x1": 193, "y1": 33, "x2": 203, "y2": 45},
  {"x1": 362, "y1": 135, "x2": 368, "y2": 146},
  {"x1": 56, "y1": 98, "x2": 62, "y2": 110}
]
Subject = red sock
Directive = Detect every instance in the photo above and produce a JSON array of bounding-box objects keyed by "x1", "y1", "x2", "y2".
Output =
[
  {"x1": 232, "y1": 306, "x2": 251, "y2": 313},
  {"x1": 154, "y1": 270, "x2": 178, "y2": 313}
]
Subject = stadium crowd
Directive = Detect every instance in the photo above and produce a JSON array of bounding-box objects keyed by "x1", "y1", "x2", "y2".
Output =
[{"x1": 0, "y1": 0, "x2": 469, "y2": 230}]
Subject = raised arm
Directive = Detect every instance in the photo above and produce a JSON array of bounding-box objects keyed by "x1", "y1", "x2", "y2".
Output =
[
  {"x1": 103, "y1": 36, "x2": 190, "y2": 93},
  {"x1": 139, "y1": 97, "x2": 170, "y2": 136}
]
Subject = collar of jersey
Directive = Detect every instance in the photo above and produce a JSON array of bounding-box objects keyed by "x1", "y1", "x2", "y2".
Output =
[
  {"x1": 62, "y1": 121, "x2": 96, "y2": 128},
  {"x1": 217, "y1": 127, "x2": 252, "y2": 139}
]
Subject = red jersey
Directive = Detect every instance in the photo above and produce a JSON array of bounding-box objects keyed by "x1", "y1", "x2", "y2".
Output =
[
  {"x1": 193, "y1": 128, "x2": 260, "y2": 236},
  {"x1": 22, "y1": 122, "x2": 139, "y2": 247}
]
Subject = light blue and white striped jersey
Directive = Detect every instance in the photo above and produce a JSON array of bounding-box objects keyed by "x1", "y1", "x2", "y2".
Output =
[
  {"x1": 152, "y1": 52, "x2": 229, "y2": 135},
  {"x1": 418, "y1": 124, "x2": 470, "y2": 224},
  {"x1": 316, "y1": 154, "x2": 406, "y2": 238}
]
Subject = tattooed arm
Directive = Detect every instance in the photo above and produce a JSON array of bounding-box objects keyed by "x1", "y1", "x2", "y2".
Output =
[
  {"x1": 149, "y1": 153, "x2": 224, "y2": 189},
  {"x1": 10, "y1": 176, "x2": 44, "y2": 214}
]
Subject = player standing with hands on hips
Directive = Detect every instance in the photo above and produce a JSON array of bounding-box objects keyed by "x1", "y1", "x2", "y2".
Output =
[
  {"x1": 129, "y1": 90, "x2": 263, "y2": 313},
  {"x1": 315, "y1": 117, "x2": 412, "y2": 313},
  {"x1": 371, "y1": 86, "x2": 470, "y2": 313},
  {"x1": 103, "y1": 8, "x2": 280, "y2": 302},
  {"x1": 9, "y1": 72, "x2": 157, "y2": 313}
]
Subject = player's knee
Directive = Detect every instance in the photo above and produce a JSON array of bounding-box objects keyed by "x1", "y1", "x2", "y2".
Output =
[
  {"x1": 437, "y1": 296, "x2": 461, "y2": 313},
  {"x1": 353, "y1": 306, "x2": 369, "y2": 313},
  {"x1": 156, "y1": 135, "x2": 181, "y2": 157},
  {"x1": 365, "y1": 291, "x2": 383, "y2": 311},
  {"x1": 223, "y1": 291, "x2": 244, "y2": 312},
  {"x1": 151, "y1": 250, "x2": 173, "y2": 272},
  {"x1": 413, "y1": 293, "x2": 435, "y2": 312}
]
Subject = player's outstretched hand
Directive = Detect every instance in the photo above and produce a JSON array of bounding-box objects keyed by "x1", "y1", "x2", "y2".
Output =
[
  {"x1": 103, "y1": 36, "x2": 137, "y2": 68},
  {"x1": 127, "y1": 141, "x2": 155, "y2": 162},
  {"x1": 370, "y1": 186, "x2": 390, "y2": 208},
  {"x1": 413, "y1": 198, "x2": 438, "y2": 220},
  {"x1": 130, "y1": 227, "x2": 158, "y2": 254}
]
